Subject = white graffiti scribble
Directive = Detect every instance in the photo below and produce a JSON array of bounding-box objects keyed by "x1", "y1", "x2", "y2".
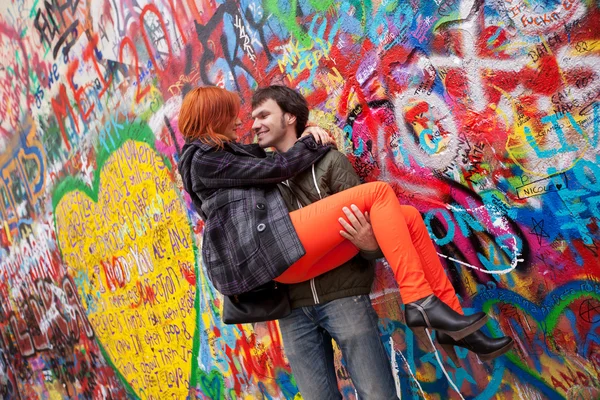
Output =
[{"x1": 234, "y1": 14, "x2": 257, "y2": 63}]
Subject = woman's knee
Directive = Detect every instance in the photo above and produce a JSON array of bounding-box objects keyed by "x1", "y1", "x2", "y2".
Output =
[
  {"x1": 400, "y1": 205, "x2": 421, "y2": 222},
  {"x1": 363, "y1": 181, "x2": 394, "y2": 198}
]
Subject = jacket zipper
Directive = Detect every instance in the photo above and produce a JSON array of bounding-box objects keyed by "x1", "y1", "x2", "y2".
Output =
[
  {"x1": 310, "y1": 278, "x2": 319, "y2": 304},
  {"x1": 309, "y1": 164, "x2": 321, "y2": 305},
  {"x1": 285, "y1": 167, "x2": 323, "y2": 305}
]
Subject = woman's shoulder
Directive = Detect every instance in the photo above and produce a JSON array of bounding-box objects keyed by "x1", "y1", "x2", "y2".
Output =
[
  {"x1": 186, "y1": 140, "x2": 261, "y2": 153},
  {"x1": 184, "y1": 140, "x2": 219, "y2": 152},
  {"x1": 227, "y1": 141, "x2": 267, "y2": 157}
]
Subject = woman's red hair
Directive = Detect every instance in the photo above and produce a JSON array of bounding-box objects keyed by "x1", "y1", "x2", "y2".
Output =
[{"x1": 178, "y1": 86, "x2": 240, "y2": 148}]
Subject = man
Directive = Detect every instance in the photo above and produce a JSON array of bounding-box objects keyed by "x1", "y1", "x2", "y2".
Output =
[{"x1": 251, "y1": 85, "x2": 398, "y2": 400}]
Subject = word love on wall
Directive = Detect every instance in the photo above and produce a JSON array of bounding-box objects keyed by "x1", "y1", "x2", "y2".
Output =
[{"x1": 53, "y1": 123, "x2": 197, "y2": 399}]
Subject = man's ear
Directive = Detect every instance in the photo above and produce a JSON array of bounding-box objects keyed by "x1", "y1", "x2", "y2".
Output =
[{"x1": 286, "y1": 113, "x2": 297, "y2": 125}]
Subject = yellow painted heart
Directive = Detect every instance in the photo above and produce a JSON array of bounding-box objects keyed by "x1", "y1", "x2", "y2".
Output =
[{"x1": 54, "y1": 125, "x2": 197, "y2": 399}]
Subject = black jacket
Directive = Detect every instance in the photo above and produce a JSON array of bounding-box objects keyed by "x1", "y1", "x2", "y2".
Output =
[{"x1": 277, "y1": 150, "x2": 382, "y2": 308}]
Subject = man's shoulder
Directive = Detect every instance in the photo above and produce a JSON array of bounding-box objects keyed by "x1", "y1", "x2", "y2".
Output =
[
  {"x1": 288, "y1": 149, "x2": 344, "y2": 178},
  {"x1": 323, "y1": 148, "x2": 346, "y2": 160},
  {"x1": 314, "y1": 149, "x2": 347, "y2": 168}
]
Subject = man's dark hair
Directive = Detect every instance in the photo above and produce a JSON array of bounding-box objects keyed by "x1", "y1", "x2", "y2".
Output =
[{"x1": 252, "y1": 85, "x2": 309, "y2": 138}]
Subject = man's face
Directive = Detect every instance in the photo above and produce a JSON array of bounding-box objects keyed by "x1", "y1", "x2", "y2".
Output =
[{"x1": 251, "y1": 99, "x2": 290, "y2": 148}]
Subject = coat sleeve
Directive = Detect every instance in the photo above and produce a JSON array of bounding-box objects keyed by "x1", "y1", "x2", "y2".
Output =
[
  {"x1": 327, "y1": 151, "x2": 384, "y2": 260},
  {"x1": 193, "y1": 136, "x2": 331, "y2": 188}
]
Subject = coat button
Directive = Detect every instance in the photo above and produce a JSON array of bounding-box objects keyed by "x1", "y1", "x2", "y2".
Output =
[
  {"x1": 306, "y1": 140, "x2": 318, "y2": 150},
  {"x1": 257, "y1": 223, "x2": 266, "y2": 232},
  {"x1": 256, "y1": 203, "x2": 265, "y2": 210}
]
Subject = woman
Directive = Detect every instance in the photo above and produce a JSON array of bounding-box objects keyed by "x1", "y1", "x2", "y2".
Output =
[{"x1": 178, "y1": 86, "x2": 492, "y2": 346}]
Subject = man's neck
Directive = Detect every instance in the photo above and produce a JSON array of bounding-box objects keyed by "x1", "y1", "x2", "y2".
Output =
[{"x1": 273, "y1": 132, "x2": 298, "y2": 153}]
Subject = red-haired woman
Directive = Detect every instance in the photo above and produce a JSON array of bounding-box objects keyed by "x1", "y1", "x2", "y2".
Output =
[{"x1": 178, "y1": 86, "x2": 488, "y2": 345}]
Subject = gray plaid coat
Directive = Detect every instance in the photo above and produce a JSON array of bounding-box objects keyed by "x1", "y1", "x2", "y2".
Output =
[{"x1": 178, "y1": 135, "x2": 331, "y2": 295}]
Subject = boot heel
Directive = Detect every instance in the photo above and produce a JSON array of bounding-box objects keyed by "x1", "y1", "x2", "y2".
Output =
[
  {"x1": 411, "y1": 327, "x2": 436, "y2": 353},
  {"x1": 440, "y1": 314, "x2": 488, "y2": 341},
  {"x1": 440, "y1": 343, "x2": 460, "y2": 365}
]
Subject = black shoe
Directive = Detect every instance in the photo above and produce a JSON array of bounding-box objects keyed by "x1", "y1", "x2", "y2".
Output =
[
  {"x1": 437, "y1": 330, "x2": 514, "y2": 364},
  {"x1": 405, "y1": 295, "x2": 488, "y2": 341}
]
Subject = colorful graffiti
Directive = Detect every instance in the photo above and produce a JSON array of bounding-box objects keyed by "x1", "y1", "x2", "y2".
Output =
[
  {"x1": 53, "y1": 123, "x2": 198, "y2": 399},
  {"x1": 0, "y1": 0, "x2": 599, "y2": 398}
]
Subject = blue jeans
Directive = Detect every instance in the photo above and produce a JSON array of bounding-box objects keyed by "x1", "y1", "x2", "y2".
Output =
[{"x1": 278, "y1": 295, "x2": 398, "y2": 400}]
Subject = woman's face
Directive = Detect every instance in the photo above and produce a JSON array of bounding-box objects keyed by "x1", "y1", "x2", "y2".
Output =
[{"x1": 223, "y1": 116, "x2": 242, "y2": 140}]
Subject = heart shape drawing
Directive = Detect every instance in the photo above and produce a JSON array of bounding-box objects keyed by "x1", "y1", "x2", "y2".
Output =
[
  {"x1": 197, "y1": 369, "x2": 224, "y2": 400},
  {"x1": 53, "y1": 123, "x2": 197, "y2": 399},
  {"x1": 474, "y1": 280, "x2": 600, "y2": 398}
]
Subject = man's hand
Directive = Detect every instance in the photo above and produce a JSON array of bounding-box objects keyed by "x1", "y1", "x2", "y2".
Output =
[
  {"x1": 338, "y1": 204, "x2": 379, "y2": 251},
  {"x1": 300, "y1": 126, "x2": 336, "y2": 146}
]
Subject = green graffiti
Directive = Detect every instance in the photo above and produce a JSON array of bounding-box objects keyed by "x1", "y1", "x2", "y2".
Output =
[
  {"x1": 264, "y1": 0, "x2": 333, "y2": 46},
  {"x1": 50, "y1": 121, "x2": 201, "y2": 399},
  {"x1": 482, "y1": 290, "x2": 600, "y2": 398},
  {"x1": 348, "y1": 0, "x2": 373, "y2": 28},
  {"x1": 51, "y1": 121, "x2": 172, "y2": 210},
  {"x1": 307, "y1": 0, "x2": 334, "y2": 11},
  {"x1": 97, "y1": 341, "x2": 141, "y2": 400},
  {"x1": 196, "y1": 369, "x2": 225, "y2": 400}
]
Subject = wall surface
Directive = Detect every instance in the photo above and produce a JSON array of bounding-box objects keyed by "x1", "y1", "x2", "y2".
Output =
[{"x1": 0, "y1": 0, "x2": 599, "y2": 399}]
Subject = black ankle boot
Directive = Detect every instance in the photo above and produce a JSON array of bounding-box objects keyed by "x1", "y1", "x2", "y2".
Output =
[
  {"x1": 437, "y1": 330, "x2": 514, "y2": 364},
  {"x1": 405, "y1": 295, "x2": 488, "y2": 341}
]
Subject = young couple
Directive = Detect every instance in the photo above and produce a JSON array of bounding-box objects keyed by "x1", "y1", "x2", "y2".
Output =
[{"x1": 177, "y1": 85, "x2": 513, "y2": 399}]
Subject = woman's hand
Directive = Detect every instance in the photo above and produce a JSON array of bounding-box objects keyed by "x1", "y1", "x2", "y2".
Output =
[{"x1": 300, "y1": 126, "x2": 336, "y2": 146}]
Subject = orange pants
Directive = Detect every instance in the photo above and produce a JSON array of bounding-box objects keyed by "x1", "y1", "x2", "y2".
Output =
[{"x1": 275, "y1": 181, "x2": 463, "y2": 312}]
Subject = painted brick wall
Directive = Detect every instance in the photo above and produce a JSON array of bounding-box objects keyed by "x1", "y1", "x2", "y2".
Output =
[{"x1": 0, "y1": 0, "x2": 599, "y2": 398}]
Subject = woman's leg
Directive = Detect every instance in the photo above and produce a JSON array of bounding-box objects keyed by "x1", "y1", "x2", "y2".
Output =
[
  {"x1": 400, "y1": 205, "x2": 463, "y2": 315},
  {"x1": 401, "y1": 206, "x2": 515, "y2": 356},
  {"x1": 275, "y1": 181, "x2": 434, "y2": 305},
  {"x1": 276, "y1": 241, "x2": 359, "y2": 283},
  {"x1": 276, "y1": 182, "x2": 487, "y2": 340}
]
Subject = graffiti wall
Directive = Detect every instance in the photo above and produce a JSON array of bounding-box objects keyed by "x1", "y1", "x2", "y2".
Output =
[{"x1": 0, "y1": 0, "x2": 599, "y2": 398}]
